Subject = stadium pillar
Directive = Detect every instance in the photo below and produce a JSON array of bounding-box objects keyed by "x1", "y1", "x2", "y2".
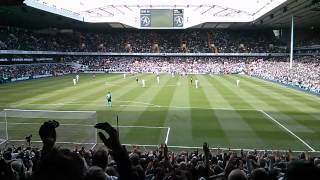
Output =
[{"x1": 290, "y1": 16, "x2": 294, "y2": 69}]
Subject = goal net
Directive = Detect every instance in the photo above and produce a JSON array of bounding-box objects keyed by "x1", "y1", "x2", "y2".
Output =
[{"x1": 0, "y1": 109, "x2": 97, "y2": 148}]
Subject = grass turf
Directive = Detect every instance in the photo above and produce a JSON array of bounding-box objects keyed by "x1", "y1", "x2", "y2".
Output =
[{"x1": 0, "y1": 74, "x2": 319, "y2": 151}]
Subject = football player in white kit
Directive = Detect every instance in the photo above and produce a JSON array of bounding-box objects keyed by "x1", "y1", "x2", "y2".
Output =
[
  {"x1": 142, "y1": 79, "x2": 146, "y2": 87},
  {"x1": 76, "y1": 74, "x2": 79, "y2": 82},
  {"x1": 156, "y1": 75, "x2": 160, "y2": 85},
  {"x1": 195, "y1": 79, "x2": 199, "y2": 88},
  {"x1": 73, "y1": 78, "x2": 76, "y2": 86},
  {"x1": 236, "y1": 79, "x2": 240, "y2": 87}
]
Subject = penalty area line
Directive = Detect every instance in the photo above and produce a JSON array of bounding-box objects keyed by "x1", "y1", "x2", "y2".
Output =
[
  {"x1": 259, "y1": 110, "x2": 315, "y2": 152},
  {"x1": 165, "y1": 127, "x2": 170, "y2": 144},
  {"x1": 3, "y1": 108, "x2": 96, "y2": 113}
]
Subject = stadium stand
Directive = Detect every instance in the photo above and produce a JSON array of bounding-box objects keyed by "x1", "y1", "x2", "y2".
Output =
[
  {"x1": 0, "y1": 27, "x2": 288, "y2": 53},
  {"x1": 1, "y1": 56, "x2": 319, "y2": 93},
  {"x1": 0, "y1": 63, "x2": 73, "y2": 83}
]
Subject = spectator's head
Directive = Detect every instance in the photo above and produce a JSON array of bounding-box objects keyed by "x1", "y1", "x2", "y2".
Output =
[
  {"x1": 106, "y1": 166, "x2": 118, "y2": 177},
  {"x1": 0, "y1": 158, "x2": 14, "y2": 180},
  {"x1": 84, "y1": 166, "x2": 106, "y2": 180},
  {"x1": 314, "y1": 158, "x2": 320, "y2": 168},
  {"x1": 33, "y1": 148, "x2": 85, "y2": 180},
  {"x1": 92, "y1": 148, "x2": 108, "y2": 170},
  {"x1": 3, "y1": 151, "x2": 12, "y2": 161},
  {"x1": 250, "y1": 168, "x2": 268, "y2": 180},
  {"x1": 286, "y1": 160, "x2": 319, "y2": 180},
  {"x1": 228, "y1": 169, "x2": 247, "y2": 180},
  {"x1": 129, "y1": 153, "x2": 140, "y2": 166}
]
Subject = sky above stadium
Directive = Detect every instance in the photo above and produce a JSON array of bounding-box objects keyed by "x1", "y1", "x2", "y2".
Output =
[{"x1": 33, "y1": 0, "x2": 286, "y2": 14}]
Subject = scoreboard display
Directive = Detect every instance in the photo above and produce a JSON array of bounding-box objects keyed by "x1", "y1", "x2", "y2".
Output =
[{"x1": 140, "y1": 9, "x2": 184, "y2": 28}]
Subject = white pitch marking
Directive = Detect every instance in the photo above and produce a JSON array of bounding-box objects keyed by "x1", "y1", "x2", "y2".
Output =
[
  {"x1": 259, "y1": 110, "x2": 315, "y2": 152},
  {"x1": 5, "y1": 122, "x2": 169, "y2": 129},
  {"x1": 4, "y1": 108, "x2": 96, "y2": 113},
  {"x1": 11, "y1": 102, "x2": 256, "y2": 111},
  {"x1": 165, "y1": 127, "x2": 171, "y2": 144},
  {"x1": 9, "y1": 139, "x2": 96, "y2": 145}
]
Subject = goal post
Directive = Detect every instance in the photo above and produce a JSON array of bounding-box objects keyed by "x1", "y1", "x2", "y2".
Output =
[{"x1": 0, "y1": 109, "x2": 97, "y2": 148}]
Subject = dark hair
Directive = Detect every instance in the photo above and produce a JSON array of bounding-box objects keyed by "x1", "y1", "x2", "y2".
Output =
[
  {"x1": 250, "y1": 168, "x2": 268, "y2": 180},
  {"x1": 84, "y1": 166, "x2": 106, "y2": 180},
  {"x1": 92, "y1": 149, "x2": 108, "y2": 170},
  {"x1": 286, "y1": 160, "x2": 319, "y2": 180},
  {"x1": 32, "y1": 148, "x2": 85, "y2": 180}
]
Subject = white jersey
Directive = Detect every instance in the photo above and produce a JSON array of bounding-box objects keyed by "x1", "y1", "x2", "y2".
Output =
[
  {"x1": 171, "y1": 72, "x2": 174, "y2": 77},
  {"x1": 195, "y1": 80, "x2": 199, "y2": 88},
  {"x1": 73, "y1": 78, "x2": 76, "y2": 85},
  {"x1": 76, "y1": 75, "x2": 79, "y2": 82},
  {"x1": 236, "y1": 80, "x2": 240, "y2": 87},
  {"x1": 123, "y1": 74, "x2": 126, "y2": 79},
  {"x1": 156, "y1": 76, "x2": 160, "y2": 85},
  {"x1": 142, "y1": 79, "x2": 145, "y2": 87}
]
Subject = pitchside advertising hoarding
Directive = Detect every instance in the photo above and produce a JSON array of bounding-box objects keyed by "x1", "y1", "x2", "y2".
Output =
[{"x1": 140, "y1": 9, "x2": 184, "y2": 28}]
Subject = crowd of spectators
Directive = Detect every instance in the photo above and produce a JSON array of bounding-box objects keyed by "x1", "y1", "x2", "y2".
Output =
[
  {"x1": 0, "y1": 55, "x2": 318, "y2": 93},
  {"x1": 246, "y1": 56, "x2": 320, "y2": 94},
  {"x1": 0, "y1": 26, "x2": 287, "y2": 53},
  {"x1": 1, "y1": 120, "x2": 319, "y2": 180},
  {"x1": 0, "y1": 63, "x2": 73, "y2": 83},
  {"x1": 71, "y1": 56, "x2": 248, "y2": 74},
  {"x1": 68, "y1": 55, "x2": 320, "y2": 94}
]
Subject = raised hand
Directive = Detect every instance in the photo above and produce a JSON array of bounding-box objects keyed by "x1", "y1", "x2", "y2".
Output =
[
  {"x1": 203, "y1": 142, "x2": 210, "y2": 156},
  {"x1": 203, "y1": 142, "x2": 210, "y2": 168},
  {"x1": 164, "y1": 144, "x2": 168, "y2": 160},
  {"x1": 95, "y1": 122, "x2": 132, "y2": 179},
  {"x1": 94, "y1": 122, "x2": 121, "y2": 151}
]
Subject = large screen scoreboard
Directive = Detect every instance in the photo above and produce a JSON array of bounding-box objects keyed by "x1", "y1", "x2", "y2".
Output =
[{"x1": 140, "y1": 9, "x2": 184, "y2": 28}]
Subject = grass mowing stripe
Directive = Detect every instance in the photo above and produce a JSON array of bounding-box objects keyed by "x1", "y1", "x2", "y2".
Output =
[
  {"x1": 110, "y1": 75, "x2": 171, "y2": 143},
  {"x1": 242, "y1": 75, "x2": 320, "y2": 109},
  {"x1": 226, "y1": 75, "x2": 314, "y2": 133},
  {"x1": 2, "y1": 74, "x2": 319, "y2": 151},
  {"x1": 117, "y1": 75, "x2": 171, "y2": 144},
  {"x1": 46, "y1": 75, "x2": 124, "y2": 104},
  {"x1": 236, "y1": 76, "x2": 320, "y2": 121},
  {"x1": 189, "y1": 75, "x2": 227, "y2": 147},
  {"x1": 210, "y1": 75, "x2": 277, "y2": 149},
  {"x1": 0, "y1": 75, "x2": 74, "y2": 91},
  {"x1": 12, "y1": 75, "x2": 111, "y2": 106},
  {"x1": 234, "y1": 75, "x2": 320, "y2": 150},
  {"x1": 259, "y1": 110, "x2": 315, "y2": 152},
  {"x1": 130, "y1": 75, "x2": 176, "y2": 126},
  {"x1": 49, "y1": 76, "x2": 141, "y2": 110},
  {"x1": 123, "y1": 75, "x2": 176, "y2": 144},
  {"x1": 0, "y1": 76, "x2": 74, "y2": 103},
  {"x1": 197, "y1": 75, "x2": 232, "y2": 109},
  {"x1": 164, "y1": 76, "x2": 193, "y2": 146},
  {"x1": 60, "y1": 74, "x2": 146, "y2": 110}
]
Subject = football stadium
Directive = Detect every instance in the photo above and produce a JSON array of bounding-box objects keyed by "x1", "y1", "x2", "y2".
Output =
[{"x1": 0, "y1": 0, "x2": 320, "y2": 179}]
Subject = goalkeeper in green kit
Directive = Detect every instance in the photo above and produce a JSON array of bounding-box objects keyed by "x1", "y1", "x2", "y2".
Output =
[{"x1": 106, "y1": 91, "x2": 112, "y2": 107}]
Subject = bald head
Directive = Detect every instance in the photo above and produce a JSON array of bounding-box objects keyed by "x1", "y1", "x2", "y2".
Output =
[{"x1": 228, "y1": 169, "x2": 247, "y2": 180}]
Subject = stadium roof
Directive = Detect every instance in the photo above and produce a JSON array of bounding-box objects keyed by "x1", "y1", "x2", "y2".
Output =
[
  {"x1": 26, "y1": 0, "x2": 285, "y2": 17},
  {"x1": 23, "y1": 0, "x2": 288, "y2": 28},
  {"x1": 0, "y1": 0, "x2": 319, "y2": 29}
]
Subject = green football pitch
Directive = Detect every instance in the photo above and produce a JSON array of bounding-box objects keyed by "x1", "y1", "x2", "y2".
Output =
[{"x1": 0, "y1": 74, "x2": 319, "y2": 152}]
